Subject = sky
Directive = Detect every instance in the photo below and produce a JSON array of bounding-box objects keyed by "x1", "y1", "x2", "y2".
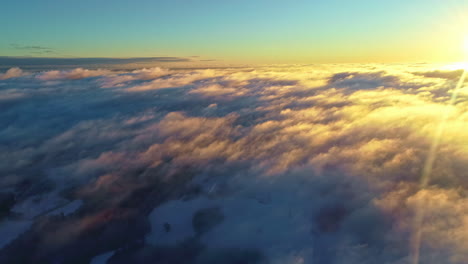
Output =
[
  {"x1": 2, "y1": 0, "x2": 468, "y2": 63},
  {"x1": 2, "y1": 2, "x2": 468, "y2": 263}
]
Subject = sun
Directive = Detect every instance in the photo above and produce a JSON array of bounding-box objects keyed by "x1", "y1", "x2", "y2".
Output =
[
  {"x1": 446, "y1": 37, "x2": 468, "y2": 70},
  {"x1": 448, "y1": 36, "x2": 468, "y2": 70},
  {"x1": 437, "y1": 37, "x2": 468, "y2": 70},
  {"x1": 441, "y1": 36, "x2": 468, "y2": 71},
  {"x1": 464, "y1": 35, "x2": 468, "y2": 57}
]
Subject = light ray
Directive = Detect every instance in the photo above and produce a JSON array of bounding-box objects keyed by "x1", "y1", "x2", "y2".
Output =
[{"x1": 410, "y1": 67, "x2": 467, "y2": 264}]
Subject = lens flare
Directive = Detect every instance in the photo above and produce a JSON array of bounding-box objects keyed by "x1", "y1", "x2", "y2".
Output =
[{"x1": 410, "y1": 66, "x2": 467, "y2": 264}]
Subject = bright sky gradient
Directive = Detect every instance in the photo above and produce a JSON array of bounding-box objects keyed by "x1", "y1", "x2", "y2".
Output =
[{"x1": 2, "y1": 0, "x2": 468, "y2": 63}]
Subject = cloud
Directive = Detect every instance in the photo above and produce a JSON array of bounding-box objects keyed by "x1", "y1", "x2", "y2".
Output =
[
  {"x1": 99, "y1": 67, "x2": 172, "y2": 88},
  {"x1": 189, "y1": 83, "x2": 247, "y2": 98},
  {"x1": 0, "y1": 67, "x2": 24, "y2": 80},
  {"x1": 10, "y1": 44, "x2": 56, "y2": 55},
  {"x1": 414, "y1": 70, "x2": 464, "y2": 80},
  {"x1": 125, "y1": 69, "x2": 220, "y2": 91},
  {"x1": 0, "y1": 63, "x2": 467, "y2": 263},
  {"x1": 36, "y1": 68, "x2": 113, "y2": 80}
]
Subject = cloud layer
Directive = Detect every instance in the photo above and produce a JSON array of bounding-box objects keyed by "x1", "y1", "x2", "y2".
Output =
[{"x1": 0, "y1": 63, "x2": 467, "y2": 263}]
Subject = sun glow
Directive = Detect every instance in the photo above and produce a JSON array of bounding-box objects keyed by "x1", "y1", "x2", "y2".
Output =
[
  {"x1": 463, "y1": 36, "x2": 468, "y2": 57},
  {"x1": 442, "y1": 62, "x2": 468, "y2": 70},
  {"x1": 440, "y1": 38, "x2": 468, "y2": 70}
]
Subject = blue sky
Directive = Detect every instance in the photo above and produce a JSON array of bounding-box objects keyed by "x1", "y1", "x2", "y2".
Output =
[{"x1": 1, "y1": 0, "x2": 468, "y2": 63}]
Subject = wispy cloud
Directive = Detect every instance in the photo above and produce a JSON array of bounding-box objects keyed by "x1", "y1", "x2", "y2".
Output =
[{"x1": 10, "y1": 43, "x2": 56, "y2": 54}]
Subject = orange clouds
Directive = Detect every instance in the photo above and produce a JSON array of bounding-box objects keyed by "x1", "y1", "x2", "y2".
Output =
[{"x1": 0, "y1": 67, "x2": 24, "y2": 80}]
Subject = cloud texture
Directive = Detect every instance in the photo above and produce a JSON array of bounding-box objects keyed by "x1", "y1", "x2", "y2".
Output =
[{"x1": 0, "y1": 63, "x2": 467, "y2": 263}]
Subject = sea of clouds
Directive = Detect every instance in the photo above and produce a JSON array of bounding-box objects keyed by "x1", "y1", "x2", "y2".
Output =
[{"x1": 0, "y1": 63, "x2": 467, "y2": 263}]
